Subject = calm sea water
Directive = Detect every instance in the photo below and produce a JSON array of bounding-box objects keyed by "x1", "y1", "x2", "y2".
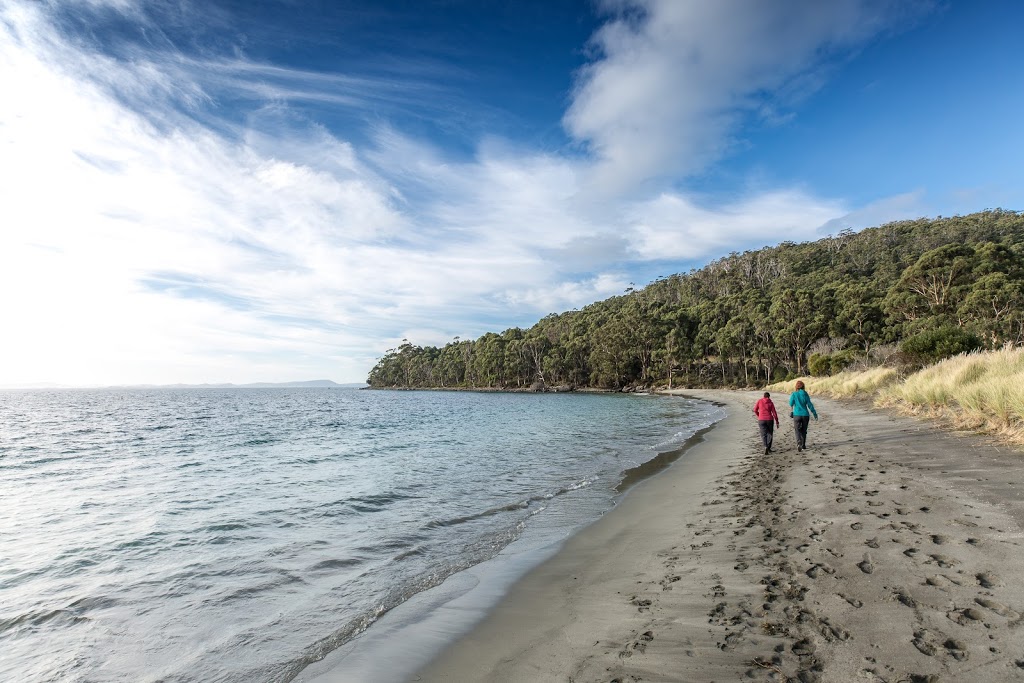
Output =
[{"x1": 0, "y1": 388, "x2": 723, "y2": 682}]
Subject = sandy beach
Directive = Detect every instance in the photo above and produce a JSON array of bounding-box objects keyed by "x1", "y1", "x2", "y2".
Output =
[{"x1": 412, "y1": 390, "x2": 1024, "y2": 682}]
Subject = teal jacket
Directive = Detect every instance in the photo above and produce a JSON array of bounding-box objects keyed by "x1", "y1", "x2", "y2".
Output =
[{"x1": 789, "y1": 389, "x2": 817, "y2": 418}]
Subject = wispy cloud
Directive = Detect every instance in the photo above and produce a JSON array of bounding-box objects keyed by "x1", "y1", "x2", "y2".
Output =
[
  {"x1": 565, "y1": 0, "x2": 933, "y2": 192},
  {"x1": 0, "y1": 1, "x2": 931, "y2": 385}
]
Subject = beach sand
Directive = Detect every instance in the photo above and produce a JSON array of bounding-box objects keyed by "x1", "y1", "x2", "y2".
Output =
[{"x1": 412, "y1": 390, "x2": 1024, "y2": 682}]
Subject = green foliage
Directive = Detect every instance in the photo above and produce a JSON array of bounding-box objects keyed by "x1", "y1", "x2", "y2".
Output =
[
  {"x1": 829, "y1": 349, "x2": 859, "y2": 374},
  {"x1": 807, "y1": 350, "x2": 858, "y2": 377},
  {"x1": 366, "y1": 210, "x2": 1024, "y2": 389},
  {"x1": 807, "y1": 353, "x2": 830, "y2": 377},
  {"x1": 901, "y1": 326, "x2": 983, "y2": 365}
]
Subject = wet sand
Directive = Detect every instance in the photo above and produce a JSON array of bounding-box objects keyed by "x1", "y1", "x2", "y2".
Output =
[{"x1": 413, "y1": 390, "x2": 1024, "y2": 682}]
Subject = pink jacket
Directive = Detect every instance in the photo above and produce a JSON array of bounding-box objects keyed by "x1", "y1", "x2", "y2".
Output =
[{"x1": 753, "y1": 397, "x2": 779, "y2": 423}]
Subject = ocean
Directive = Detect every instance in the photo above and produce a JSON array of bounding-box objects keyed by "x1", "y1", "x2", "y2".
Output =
[{"x1": 0, "y1": 388, "x2": 723, "y2": 682}]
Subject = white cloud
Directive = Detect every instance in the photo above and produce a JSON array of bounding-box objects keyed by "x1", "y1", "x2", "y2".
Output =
[
  {"x1": 565, "y1": 0, "x2": 930, "y2": 192},
  {"x1": 501, "y1": 273, "x2": 632, "y2": 312},
  {"x1": 626, "y1": 189, "x2": 848, "y2": 260}
]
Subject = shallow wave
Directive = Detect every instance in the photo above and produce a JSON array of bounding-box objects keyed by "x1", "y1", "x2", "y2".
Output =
[
  {"x1": 345, "y1": 491, "x2": 424, "y2": 514},
  {"x1": 353, "y1": 534, "x2": 427, "y2": 554},
  {"x1": 421, "y1": 479, "x2": 594, "y2": 531},
  {"x1": 219, "y1": 572, "x2": 307, "y2": 604},
  {"x1": 307, "y1": 558, "x2": 364, "y2": 572},
  {"x1": 0, "y1": 593, "x2": 122, "y2": 634}
]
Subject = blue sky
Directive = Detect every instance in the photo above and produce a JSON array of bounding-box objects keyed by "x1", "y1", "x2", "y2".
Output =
[{"x1": 1, "y1": 0, "x2": 1022, "y2": 386}]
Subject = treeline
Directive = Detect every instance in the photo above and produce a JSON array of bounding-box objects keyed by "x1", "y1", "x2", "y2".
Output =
[{"x1": 367, "y1": 210, "x2": 1024, "y2": 390}]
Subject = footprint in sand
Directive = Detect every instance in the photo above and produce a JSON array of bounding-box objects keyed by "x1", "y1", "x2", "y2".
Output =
[
  {"x1": 857, "y1": 554, "x2": 874, "y2": 574},
  {"x1": 976, "y1": 572, "x2": 1003, "y2": 588},
  {"x1": 975, "y1": 597, "x2": 1019, "y2": 618},
  {"x1": 948, "y1": 607, "x2": 986, "y2": 625},
  {"x1": 617, "y1": 630, "x2": 654, "y2": 658},
  {"x1": 818, "y1": 616, "x2": 851, "y2": 642},
  {"x1": 791, "y1": 637, "x2": 816, "y2": 656},
  {"x1": 911, "y1": 628, "x2": 942, "y2": 656},
  {"x1": 840, "y1": 594, "x2": 863, "y2": 608},
  {"x1": 925, "y1": 574, "x2": 956, "y2": 588},
  {"x1": 805, "y1": 563, "x2": 835, "y2": 579},
  {"x1": 943, "y1": 638, "x2": 969, "y2": 661},
  {"x1": 891, "y1": 588, "x2": 917, "y2": 608},
  {"x1": 929, "y1": 554, "x2": 956, "y2": 568},
  {"x1": 630, "y1": 596, "x2": 652, "y2": 612},
  {"x1": 659, "y1": 575, "x2": 681, "y2": 590}
]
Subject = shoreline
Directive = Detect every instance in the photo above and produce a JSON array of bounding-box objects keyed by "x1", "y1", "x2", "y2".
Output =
[
  {"x1": 410, "y1": 390, "x2": 1024, "y2": 682},
  {"x1": 409, "y1": 390, "x2": 752, "y2": 682},
  {"x1": 295, "y1": 393, "x2": 724, "y2": 683}
]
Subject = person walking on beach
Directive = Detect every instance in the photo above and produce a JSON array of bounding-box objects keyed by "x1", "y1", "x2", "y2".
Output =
[
  {"x1": 753, "y1": 392, "x2": 780, "y2": 455},
  {"x1": 789, "y1": 380, "x2": 818, "y2": 451}
]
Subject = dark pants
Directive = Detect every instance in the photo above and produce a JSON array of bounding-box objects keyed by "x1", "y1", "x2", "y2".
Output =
[
  {"x1": 758, "y1": 420, "x2": 775, "y2": 450},
  {"x1": 793, "y1": 415, "x2": 810, "y2": 449}
]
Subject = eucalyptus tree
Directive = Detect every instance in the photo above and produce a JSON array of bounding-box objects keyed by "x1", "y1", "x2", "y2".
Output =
[
  {"x1": 769, "y1": 289, "x2": 829, "y2": 375},
  {"x1": 832, "y1": 282, "x2": 884, "y2": 352}
]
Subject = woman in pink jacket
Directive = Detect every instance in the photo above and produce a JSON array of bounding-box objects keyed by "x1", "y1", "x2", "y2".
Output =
[{"x1": 753, "y1": 392, "x2": 780, "y2": 455}]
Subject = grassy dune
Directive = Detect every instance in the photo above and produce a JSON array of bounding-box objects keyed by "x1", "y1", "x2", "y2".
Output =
[{"x1": 767, "y1": 347, "x2": 1024, "y2": 445}]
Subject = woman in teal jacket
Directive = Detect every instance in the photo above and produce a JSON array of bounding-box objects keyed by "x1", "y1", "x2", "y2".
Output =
[{"x1": 789, "y1": 380, "x2": 818, "y2": 451}]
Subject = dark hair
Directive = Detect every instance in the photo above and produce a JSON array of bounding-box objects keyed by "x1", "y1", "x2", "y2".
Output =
[{"x1": 763, "y1": 392, "x2": 770, "y2": 398}]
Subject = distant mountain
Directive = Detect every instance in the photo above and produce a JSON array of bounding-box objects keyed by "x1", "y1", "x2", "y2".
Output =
[{"x1": 237, "y1": 380, "x2": 351, "y2": 388}]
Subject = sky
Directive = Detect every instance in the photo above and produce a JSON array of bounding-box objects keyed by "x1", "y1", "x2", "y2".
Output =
[{"x1": 1, "y1": 0, "x2": 1022, "y2": 387}]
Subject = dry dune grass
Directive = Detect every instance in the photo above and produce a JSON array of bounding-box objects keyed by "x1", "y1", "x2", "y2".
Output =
[
  {"x1": 768, "y1": 347, "x2": 1024, "y2": 445},
  {"x1": 767, "y1": 366, "x2": 899, "y2": 399},
  {"x1": 877, "y1": 346, "x2": 1024, "y2": 442}
]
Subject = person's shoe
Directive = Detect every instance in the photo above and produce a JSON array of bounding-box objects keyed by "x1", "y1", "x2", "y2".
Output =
[
  {"x1": 798, "y1": 446, "x2": 803, "y2": 452},
  {"x1": 764, "y1": 447, "x2": 770, "y2": 455}
]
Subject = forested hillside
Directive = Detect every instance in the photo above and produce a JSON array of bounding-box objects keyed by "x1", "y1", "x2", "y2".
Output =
[{"x1": 367, "y1": 210, "x2": 1024, "y2": 390}]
